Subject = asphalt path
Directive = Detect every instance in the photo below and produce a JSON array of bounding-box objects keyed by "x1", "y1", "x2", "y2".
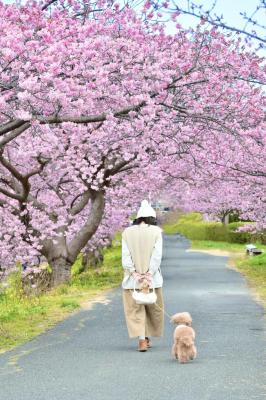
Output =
[{"x1": 0, "y1": 235, "x2": 265, "y2": 400}]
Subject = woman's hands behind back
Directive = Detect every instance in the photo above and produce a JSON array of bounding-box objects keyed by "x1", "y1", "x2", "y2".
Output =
[{"x1": 132, "y1": 271, "x2": 152, "y2": 285}]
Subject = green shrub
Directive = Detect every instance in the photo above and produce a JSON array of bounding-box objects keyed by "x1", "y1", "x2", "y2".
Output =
[
  {"x1": 178, "y1": 212, "x2": 203, "y2": 223},
  {"x1": 5, "y1": 271, "x2": 24, "y2": 300},
  {"x1": 164, "y1": 213, "x2": 253, "y2": 243},
  {"x1": 227, "y1": 222, "x2": 244, "y2": 230},
  {"x1": 175, "y1": 221, "x2": 228, "y2": 241},
  {"x1": 227, "y1": 230, "x2": 251, "y2": 244}
]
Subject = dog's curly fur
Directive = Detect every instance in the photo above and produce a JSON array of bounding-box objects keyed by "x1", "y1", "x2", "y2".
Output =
[{"x1": 171, "y1": 312, "x2": 197, "y2": 364}]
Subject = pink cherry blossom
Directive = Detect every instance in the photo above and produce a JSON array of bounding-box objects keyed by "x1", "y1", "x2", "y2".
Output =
[{"x1": 0, "y1": 0, "x2": 265, "y2": 285}]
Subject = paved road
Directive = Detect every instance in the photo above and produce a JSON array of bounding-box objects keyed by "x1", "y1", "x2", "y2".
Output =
[{"x1": 0, "y1": 235, "x2": 265, "y2": 400}]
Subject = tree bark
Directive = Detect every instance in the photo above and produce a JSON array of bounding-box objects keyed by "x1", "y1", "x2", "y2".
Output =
[
  {"x1": 68, "y1": 190, "x2": 105, "y2": 261},
  {"x1": 221, "y1": 214, "x2": 230, "y2": 224},
  {"x1": 41, "y1": 190, "x2": 106, "y2": 287},
  {"x1": 81, "y1": 248, "x2": 104, "y2": 271},
  {"x1": 49, "y1": 257, "x2": 72, "y2": 286}
]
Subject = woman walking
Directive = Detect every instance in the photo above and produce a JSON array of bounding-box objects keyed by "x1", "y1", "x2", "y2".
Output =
[{"x1": 122, "y1": 200, "x2": 164, "y2": 352}]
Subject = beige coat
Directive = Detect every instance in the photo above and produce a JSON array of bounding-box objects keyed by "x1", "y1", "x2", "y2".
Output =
[
  {"x1": 122, "y1": 224, "x2": 163, "y2": 289},
  {"x1": 122, "y1": 224, "x2": 161, "y2": 273}
]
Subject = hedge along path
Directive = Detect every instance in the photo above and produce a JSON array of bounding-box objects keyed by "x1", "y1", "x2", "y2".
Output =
[{"x1": 164, "y1": 213, "x2": 257, "y2": 243}]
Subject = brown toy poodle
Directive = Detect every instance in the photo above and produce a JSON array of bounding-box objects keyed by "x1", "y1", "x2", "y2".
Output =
[{"x1": 171, "y1": 312, "x2": 197, "y2": 364}]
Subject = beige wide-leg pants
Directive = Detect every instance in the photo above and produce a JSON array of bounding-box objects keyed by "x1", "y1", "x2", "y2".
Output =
[{"x1": 122, "y1": 288, "x2": 164, "y2": 338}]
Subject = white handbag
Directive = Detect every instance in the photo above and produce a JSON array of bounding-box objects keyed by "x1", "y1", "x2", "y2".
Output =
[{"x1": 132, "y1": 280, "x2": 157, "y2": 305}]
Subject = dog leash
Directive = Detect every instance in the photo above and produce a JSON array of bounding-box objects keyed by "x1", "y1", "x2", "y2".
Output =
[
  {"x1": 154, "y1": 302, "x2": 173, "y2": 321},
  {"x1": 129, "y1": 287, "x2": 172, "y2": 320}
]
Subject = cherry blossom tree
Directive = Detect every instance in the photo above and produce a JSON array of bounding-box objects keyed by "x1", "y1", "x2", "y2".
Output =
[
  {"x1": 149, "y1": 0, "x2": 266, "y2": 48},
  {"x1": 161, "y1": 121, "x2": 266, "y2": 231},
  {"x1": 0, "y1": 0, "x2": 265, "y2": 285}
]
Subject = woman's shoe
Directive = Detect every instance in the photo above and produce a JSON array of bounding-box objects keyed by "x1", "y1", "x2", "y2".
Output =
[
  {"x1": 145, "y1": 337, "x2": 152, "y2": 348},
  {"x1": 138, "y1": 339, "x2": 148, "y2": 352}
]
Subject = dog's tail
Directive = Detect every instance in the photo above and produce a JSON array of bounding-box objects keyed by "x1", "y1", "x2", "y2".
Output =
[{"x1": 180, "y1": 336, "x2": 193, "y2": 347}]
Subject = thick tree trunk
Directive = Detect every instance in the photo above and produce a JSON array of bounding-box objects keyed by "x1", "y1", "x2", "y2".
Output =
[
  {"x1": 41, "y1": 190, "x2": 105, "y2": 287},
  {"x1": 221, "y1": 214, "x2": 230, "y2": 224},
  {"x1": 68, "y1": 191, "x2": 105, "y2": 260},
  {"x1": 49, "y1": 257, "x2": 72, "y2": 287},
  {"x1": 81, "y1": 248, "x2": 104, "y2": 271}
]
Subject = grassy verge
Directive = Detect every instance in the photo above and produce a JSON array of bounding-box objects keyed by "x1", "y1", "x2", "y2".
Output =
[
  {"x1": 0, "y1": 243, "x2": 122, "y2": 353},
  {"x1": 191, "y1": 240, "x2": 266, "y2": 252},
  {"x1": 235, "y1": 253, "x2": 266, "y2": 306}
]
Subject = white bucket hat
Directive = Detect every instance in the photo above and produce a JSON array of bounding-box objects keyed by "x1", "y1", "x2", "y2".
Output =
[{"x1": 136, "y1": 200, "x2": 156, "y2": 219}]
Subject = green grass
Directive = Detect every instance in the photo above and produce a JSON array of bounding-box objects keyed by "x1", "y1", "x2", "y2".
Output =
[
  {"x1": 191, "y1": 240, "x2": 266, "y2": 252},
  {"x1": 235, "y1": 253, "x2": 266, "y2": 306},
  {"x1": 0, "y1": 243, "x2": 122, "y2": 353}
]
